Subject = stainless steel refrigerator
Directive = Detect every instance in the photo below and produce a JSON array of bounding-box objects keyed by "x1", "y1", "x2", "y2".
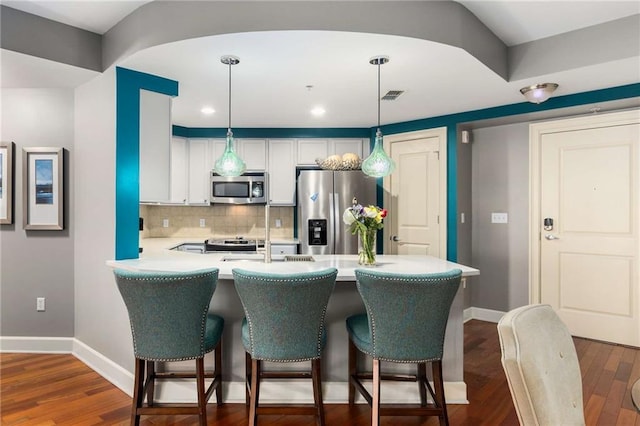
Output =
[{"x1": 297, "y1": 169, "x2": 377, "y2": 255}]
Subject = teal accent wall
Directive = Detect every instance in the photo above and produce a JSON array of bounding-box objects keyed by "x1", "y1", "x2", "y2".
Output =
[
  {"x1": 172, "y1": 126, "x2": 370, "y2": 139},
  {"x1": 116, "y1": 67, "x2": 178, "y2": 260},
  {"x1": 117, "y1": 81, "x2": 639, "y2": 261}
]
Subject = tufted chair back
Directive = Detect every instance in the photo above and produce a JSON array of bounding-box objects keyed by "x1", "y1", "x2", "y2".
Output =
[
  {"x1": 232, "y1": 268, "x2": 337, "y2": 361},
  {"x1": 498, "y1": 304, "x2": 585, "y2": 426},
  {"x1": 114, "y1": 268, "x2": 220, "y2": 361},
  {"x1": 353, "y1": 268, "x2": 462, "y2": 362}
]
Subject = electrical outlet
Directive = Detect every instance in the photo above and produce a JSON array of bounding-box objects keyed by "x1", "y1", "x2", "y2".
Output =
[
  {"x1": 36, "y1": 297, "x2": 46, "y2": 312},
  {"x1": 199, "y1": 218, "x2": 206, "y2": 227},
  {"x1": 491, "y1": 212, "x2": 508, "y2": 224},
  {"x1": 275, "y1": 219, "x2": 282, "y2": 228},
  {"x1": 162, "y1": 219, "x2": 169, "y2": 228}
]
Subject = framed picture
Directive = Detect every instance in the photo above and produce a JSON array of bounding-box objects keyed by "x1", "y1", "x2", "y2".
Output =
[
  {"x1": 0, "y1": 142, "x2": 15, "y2": 224},
  {"x1": 23, "y1": 147, "x2": 64, "y2": 230}
]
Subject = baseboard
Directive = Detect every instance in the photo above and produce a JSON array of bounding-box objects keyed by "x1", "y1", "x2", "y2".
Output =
[
  {"x1": 73, "y1": 339, "x2": 134, "y2": 397},
  {"x1": 155, "y1": 379, "x2": 468, "y2": 405},
  {"x1": 0, "y1": 336, "x2": 468, "y2": 404},
  {"x1": 0, "y1": 336, "x2": 74, "y2": 353},
  {"x1": 463, "y1": 307, "x2": 505, "y2": 324}
]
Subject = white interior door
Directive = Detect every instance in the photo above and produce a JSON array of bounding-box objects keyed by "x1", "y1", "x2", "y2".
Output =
[
  {"x1": 532, "y1": 111, "x2": 639, "y2": 346},
  {"x1": 383, "y1": 128, "x2": 447, "y2": 257}
]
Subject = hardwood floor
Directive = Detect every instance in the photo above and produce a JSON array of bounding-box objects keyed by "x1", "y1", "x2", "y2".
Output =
[{"x1": 2, "y1": 320, "x2": 639, "y2": 425}]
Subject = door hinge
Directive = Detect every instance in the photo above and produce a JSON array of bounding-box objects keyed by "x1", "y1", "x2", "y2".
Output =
[
  {"x1": 437, "y1": 215, "x2": 440, "y2": 224},
  {"x1": 434, "y1": 150, "x2": 440, "y2": 160}
]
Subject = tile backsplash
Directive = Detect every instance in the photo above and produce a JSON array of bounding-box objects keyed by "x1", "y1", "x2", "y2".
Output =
[{"x1": 140, "y1": 204, "x2": 294, "y2": 240}]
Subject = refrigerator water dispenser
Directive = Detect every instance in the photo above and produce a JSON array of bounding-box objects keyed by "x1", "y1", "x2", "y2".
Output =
[{"x1": 308, "y1": 219, "x2": 327, "y2": 246}]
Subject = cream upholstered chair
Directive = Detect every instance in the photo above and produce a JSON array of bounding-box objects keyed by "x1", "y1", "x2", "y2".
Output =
[
  {"x1": 497, "y1": 304, "x2": 585, "y2": 426},
  {"x1": 114, "y1": 268, "x2": 224, "y2": 426}
]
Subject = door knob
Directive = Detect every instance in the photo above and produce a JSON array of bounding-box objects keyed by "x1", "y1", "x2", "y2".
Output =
[
  {"x1": 545, "y1": 234, "x2": 560, "y2": 240},
  {"x1": 391, "y1": 235, "x2": 400, "y2": 242}
]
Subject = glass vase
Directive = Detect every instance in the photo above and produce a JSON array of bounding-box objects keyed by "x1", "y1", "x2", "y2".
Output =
[{"x1": 358, "y1": 228, "x2": 377, "y2": 266}]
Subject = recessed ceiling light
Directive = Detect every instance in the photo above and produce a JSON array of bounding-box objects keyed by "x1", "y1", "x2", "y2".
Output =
[
  {"x1": 201, "y1": 106, "x2": 215, "y2": 115},
  {"x1": 311, "y1": 106, "x2": 326, "y2": 117}
]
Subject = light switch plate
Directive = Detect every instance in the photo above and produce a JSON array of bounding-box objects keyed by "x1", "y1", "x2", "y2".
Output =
[{"x1": 491, "y1": 212, "x2": 508, "y2": 224}]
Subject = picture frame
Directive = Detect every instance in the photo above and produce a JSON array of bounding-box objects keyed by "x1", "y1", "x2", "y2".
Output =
[
  {"x1": 23, "y1": 147, "x2": 64, "y2": 230},
  {"x1": 0, "y1": 142, "x2": 15, "y2": 225}
]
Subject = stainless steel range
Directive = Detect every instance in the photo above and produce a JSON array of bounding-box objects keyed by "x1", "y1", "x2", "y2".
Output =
[{"x1": 171, "y1": 237, "x2": 265, "y2": 254}]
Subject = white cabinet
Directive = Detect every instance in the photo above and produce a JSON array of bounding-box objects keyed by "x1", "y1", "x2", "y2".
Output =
[
  {"x1": 271, "y1": 244, "x2": 297, "y2": 255},
  {"x1": 140, "y1": 90, "x2": 172, "y2": 202},
  {"x1": 187, "y1": 139, "x2": 210, "y2": 205},
  {"x1": 209, "y1": 139, "x2": 266, "y2": 171},
  {"x1": 297, "y1": 139, "x2": 328, "y2": 165},
  {"x1": 296, "y1": 138, "x2": 366, "y2": 165},
  {"x1": 238, "y1": 139, "x2": 267, "y2": 170},
  {"x1": 267, "y1": 139, "x2": 296, "y2": 205},
  {"x1": 170, "y1": 137, "x2": 188, "y2": 204},
  {"x1": 333, "y1": 139, "x2": 367, "y2": 158}
]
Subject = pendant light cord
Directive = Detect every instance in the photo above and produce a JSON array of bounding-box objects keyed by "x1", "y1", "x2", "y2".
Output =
[
  {"x1": 377, "y1": 61, "x2": 381, "y2": 129},
  {"x1": 228, "y1": 61, "x2": 232, "y2": 131}
]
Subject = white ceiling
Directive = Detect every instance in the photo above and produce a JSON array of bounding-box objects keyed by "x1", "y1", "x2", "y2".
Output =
[{"x1": 2, "y1": 1, "x2": 639, "y2": 128}]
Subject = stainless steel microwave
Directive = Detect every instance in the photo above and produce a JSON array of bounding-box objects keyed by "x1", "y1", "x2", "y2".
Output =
[{"x1": 210, "y1": 171, "x2": 267, "y2": 204}]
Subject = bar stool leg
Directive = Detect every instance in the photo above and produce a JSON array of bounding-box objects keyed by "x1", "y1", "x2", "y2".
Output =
[
  {"x1": 245, "y1": 352, "x2": 251, "y2": 406},
  {"x1": 418, "y1": 362, "x2": 428, "y2": 406},
  {"x1": 248, "y1": 358, "x2": 261, "y2": 426},
  {"x1": 145, "y1": 360, "x2": 155, "y2": 406},
  {"x1": 196, "y1": 358, "x2": 207, "y2": 426},
  {"x1": 348, "y1": 339, "x2": 357, "y2": 405},
  {"x1": 312, "y1": 359, "x2": 325, "y2": 426},
  {"x1": 132, "y1": 358, "x2": 145, "y2": 426},
  {"x1": 372, "y1": 359, "x2": 381, "y2": 426},
  {"x1": 214, "y1": 339, "x2": 223, "y2": 405},
  {"x1": 432, "y1": 360, "x2": 449, "y2": 426}
]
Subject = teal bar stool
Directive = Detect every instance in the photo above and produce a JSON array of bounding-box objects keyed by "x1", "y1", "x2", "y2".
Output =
[
  {"x1": 232, "y1": 268, "x2": 338, "y2": 426},
  {"x1": 113, "y1": 268, "x2": 224, "y2": 426},
  {"x1": 346, "y1": 268, "x2": 462, "y2": 426}
]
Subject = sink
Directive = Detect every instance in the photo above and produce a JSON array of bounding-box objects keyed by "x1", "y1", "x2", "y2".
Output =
[{"x1": 221, "y1": 255, "x2": 315, "y2": 262}]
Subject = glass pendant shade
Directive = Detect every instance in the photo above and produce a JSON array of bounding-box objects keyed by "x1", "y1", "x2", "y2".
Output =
[
  {"x1": 362, "y1": 129, "x2": 395, "y2": 178},
  {"x1": 214, "y1": 129, "x2": 246, "y2": 176},
  {"x1": 213, "y1": 55, "x2": 245, "y2": 177},
  {"x1": 362, "y1": 55, "x2": 395, "y2": 178}
]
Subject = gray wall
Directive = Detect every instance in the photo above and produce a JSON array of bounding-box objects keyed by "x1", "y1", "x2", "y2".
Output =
[
  {"x1": 470, "y1": 122, "x2": 530, "y2": 312},
  {"x1": 0, "y1": 88, "x2": 75, "y2": 336},
  {"x1": 456, "y1": 128, "x2": 474, "y2": 308}
]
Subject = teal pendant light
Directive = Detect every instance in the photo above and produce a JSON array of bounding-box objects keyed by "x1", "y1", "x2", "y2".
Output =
[
  {"x1": 361, "y1": 55, "x2": 395, "y2": 178},
  {"x1": 214, "y1": 55, "x2": 246, "y2": 177}
]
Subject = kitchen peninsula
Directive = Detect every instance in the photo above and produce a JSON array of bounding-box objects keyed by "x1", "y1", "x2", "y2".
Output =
[{"x1": 107, "y1": 239, "x2": 479, "y2": 404}]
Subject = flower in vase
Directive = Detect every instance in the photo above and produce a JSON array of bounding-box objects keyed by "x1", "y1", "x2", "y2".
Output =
[{"x1": 343, "y1": 204, "x2": 387, "y2": 234}]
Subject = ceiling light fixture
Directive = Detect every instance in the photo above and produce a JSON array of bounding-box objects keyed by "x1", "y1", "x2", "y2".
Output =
[
  {"x1": 214, "y1": 55, "x2": 246, "y2": 177},
  {"x1": 520, "y1": 83, "x2": 559, "y2": 104},
  {"x1": 311, "y1": 106, "x2": 326, "y2": 117},
  {"x1": 361, "y1": 55, "x2": 395, "y2": 178},
  {"x1": 201, "y1": 106, "x2": 215, "y2": 115}
]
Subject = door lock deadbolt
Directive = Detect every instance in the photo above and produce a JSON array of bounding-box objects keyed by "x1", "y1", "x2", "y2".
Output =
[{"x1": 543, "y1": 218, "x2": 554, "y2": 231}]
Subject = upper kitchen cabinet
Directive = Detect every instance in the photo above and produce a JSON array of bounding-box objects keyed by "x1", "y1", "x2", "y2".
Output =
[
  {"x1": 170, "y1": 137, "x2": 188, "y2": 204},
  {"x1": 139, "y1": 90, "x2": 172, "y2": 203},
  {"x1": 238, "y1": 139, "x2": 267, "y2": 170},
  {"x1": 210, "y1": 138, "x2": 266, "y2": 171},
  {"x1": 267, "y1": 139, "x2": 297, "y2": 205},
  {"x1": 296, "y1": 139, "x2": 367, "y2": 165},
  {"x1": 187, "y1": 139, "x2": 210, "y2": 205}
]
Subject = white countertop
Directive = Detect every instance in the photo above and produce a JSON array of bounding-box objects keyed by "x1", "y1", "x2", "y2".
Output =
[{"x1": 108, "y1": 238, "x2": 479, "y2": 281}]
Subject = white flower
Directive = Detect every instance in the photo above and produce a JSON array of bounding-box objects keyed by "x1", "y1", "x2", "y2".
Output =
[
  {"x1": 363, "y1": 206, "x2": 378, "y2": 218},
  {"x1": 343, "y1": 208, "x2": 356, "y2": 225}
]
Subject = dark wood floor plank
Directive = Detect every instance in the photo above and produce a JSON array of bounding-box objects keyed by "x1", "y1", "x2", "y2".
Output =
[{"x1": 2, "y1": 320, "x2": 638, "y2": 425}]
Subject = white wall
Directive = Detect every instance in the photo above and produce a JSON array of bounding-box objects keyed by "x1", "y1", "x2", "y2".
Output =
[
  {"x1": 0, "y1": 89, "x2": 75, "y2": 337},
  {"x1": 470, "y1": 122, "x2": 530, "y2": 312},
  {"x1": 73, "y1": 67, "x2": 133, "y2": 370}
]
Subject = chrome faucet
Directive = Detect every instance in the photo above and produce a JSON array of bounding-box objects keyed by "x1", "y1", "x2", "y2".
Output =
[{"x1": 263, "y1": 203, "x2": 272, "y2": 263}]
